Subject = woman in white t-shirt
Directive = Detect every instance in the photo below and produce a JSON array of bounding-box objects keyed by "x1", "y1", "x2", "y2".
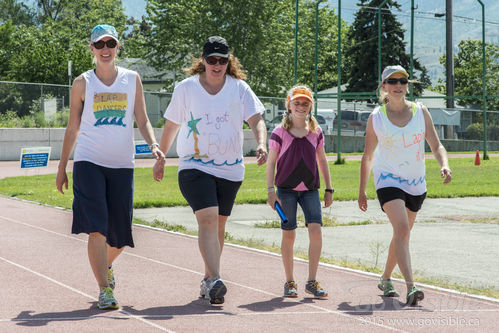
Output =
[
  {"x1": 358, "y1": 65, "x2": 452, "y2": 306},
  {"x1": 153, "y1": 36, "x2": 268, "y2": 305},
  {"x1": 56, "y1": 24, "x2": 163, "y2": 310}
]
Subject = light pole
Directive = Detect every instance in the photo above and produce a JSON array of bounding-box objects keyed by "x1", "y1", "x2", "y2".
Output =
[
  {"x1": 477, "y1": 0, "x2": 488, "y2": 160},
  {"x1": 314, "y1": 0, "x2": 325, "y2": 117},
  {"x1": 336, "y1": 0, "x2": 342, "y2": 163},
  {"x1": 294, "y1": 0, "x2": 299, "y2": 85}
]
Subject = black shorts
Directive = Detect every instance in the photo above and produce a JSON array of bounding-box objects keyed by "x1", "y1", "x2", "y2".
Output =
[
  {"x1": 376, "y1": 187, "x2": 426, "y2": 213},
  {"x1": 178, "y1": 169, "x2": 242, "y2": 216},
  {"x1": 72, "y1": 161, "x2": 134, "y2": 248}
]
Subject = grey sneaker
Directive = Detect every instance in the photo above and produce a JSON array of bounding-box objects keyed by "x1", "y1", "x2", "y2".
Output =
[
  {"x1": 205, "y1": 277, "x2": 227, "y2": 304},
  {"x1": 98, "y1": 286, "x2": 119, "y2": 310},
  {"x1": 199, "y1": 277, "x2": 209, "y2": 298},
  {"x1": 305, "y1": 280, "x2": 328, "y2": 298},
  {"x1": 107, "y1": 267, "x2": 115, "y2": 290},
  {"x1": 378, "y1": 278, "x2": 400, "y2": 297},
  {"x1": 406, "y1": 286, "x2": 424, "y2": 306},
  {"x1": 283, "y1": 280, "x2": 298, "y2": 297}
]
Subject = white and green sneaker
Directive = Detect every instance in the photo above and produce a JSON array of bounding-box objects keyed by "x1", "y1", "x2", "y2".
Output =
[
  {"x1": 107, "y1": 267, "x2": 115, "y2": 290},
  {"x1": 98, "y1": 286, "x2": 119, "y2": 310},
  {"x1": 378, "y1": 278, "x2": 400, "y2": 297}
]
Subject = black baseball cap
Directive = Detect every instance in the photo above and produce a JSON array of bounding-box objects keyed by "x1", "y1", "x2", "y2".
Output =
[{"x1": 202, "y1": 36, "x2": 229, "y2": 58}]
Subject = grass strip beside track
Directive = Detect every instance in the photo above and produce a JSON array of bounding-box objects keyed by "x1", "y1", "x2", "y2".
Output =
[{"x1": 0, "y1": 158, "x2": 498, "y2": 209}]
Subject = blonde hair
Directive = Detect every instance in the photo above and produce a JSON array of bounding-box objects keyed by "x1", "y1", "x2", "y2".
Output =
[
  {"x1": 184, "y1": 53, "x2": 247, "y2": 80},
  {"x1": 282, "y1": 85, "x2": 319, "y2": 132}
]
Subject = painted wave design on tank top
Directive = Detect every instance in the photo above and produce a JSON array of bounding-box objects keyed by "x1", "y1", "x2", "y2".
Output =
[
  {"x1": 377, "y1": 172, "x2": 426, "y2": 187},
  {"x1": 186, "y1": 156, "x2": 242, "y2": 166},
  {"x1": 93, "y1": 92, "x2": 127, "y2": 127}
]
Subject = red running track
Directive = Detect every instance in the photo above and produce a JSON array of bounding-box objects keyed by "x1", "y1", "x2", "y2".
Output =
[{"x1": 1, "y1": 196, "x2": 498, "y2": 332}]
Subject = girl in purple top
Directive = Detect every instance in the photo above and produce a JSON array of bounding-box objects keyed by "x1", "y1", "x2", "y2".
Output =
[{"x1": 266, "y1": 85, "x2": 333, "y2": 298}]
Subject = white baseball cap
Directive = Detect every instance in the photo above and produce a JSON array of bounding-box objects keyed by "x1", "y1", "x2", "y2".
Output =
[{"x1": 381, "y1": 65, "x2": 409, "y2": 82}]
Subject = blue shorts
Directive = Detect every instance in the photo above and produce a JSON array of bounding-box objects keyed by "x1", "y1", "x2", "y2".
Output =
[
  {"x1": 276, "y1": 188, "x2": 322, "y2": 230},
  {"x1": 178, "y1": 169, "x2": 242, "y2": 216},
  {"x1": 72, "y1": 161, "x2": 134, "y2": 248}
]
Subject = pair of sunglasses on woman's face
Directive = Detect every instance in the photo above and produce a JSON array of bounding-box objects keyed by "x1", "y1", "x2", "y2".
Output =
[
  {"x1": 385, "y1": 78, "x2": 409, "y2": 85},
  {"x1": 93, "y1": 39, "x2": 118, "y2": 49},
  {"x1": 205, "y1": 56, "x2": 229, "y2": 65}
]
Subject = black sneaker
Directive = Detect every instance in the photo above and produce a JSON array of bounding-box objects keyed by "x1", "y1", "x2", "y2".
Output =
[{"x1": 406, "y1": 286, "x2": 424, "y2": 306}]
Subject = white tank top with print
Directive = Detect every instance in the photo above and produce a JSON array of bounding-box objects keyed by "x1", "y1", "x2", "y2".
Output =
[
  {"x1": 372, "y1": 102, "x2": 427, "y2": 195},
  {"x1": 74, "y1": 67, "x2": 136, "y2": 168}
]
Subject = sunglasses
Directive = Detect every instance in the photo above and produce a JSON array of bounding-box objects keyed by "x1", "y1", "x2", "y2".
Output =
[
  {"x1": 385, "y1": 78, "x2": 409, "y2": 85},
  {"x1": 205, "y1": 56, "x2": 229, "y2": 65},
  {"x1": 93, "y1": 39, "x2": 118, "y2": 49}
]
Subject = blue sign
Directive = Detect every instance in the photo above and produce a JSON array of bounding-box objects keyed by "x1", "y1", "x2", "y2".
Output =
[
  {"x1": 134, "y1": 141, "x2": 152, "y2": 155},
  {"x1": 20, "y1": 147, "x2": 51, "y2": 169}
]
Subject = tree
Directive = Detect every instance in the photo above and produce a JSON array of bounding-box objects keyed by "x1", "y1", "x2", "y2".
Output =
[
  {"x1": 446, "y1": 40, "x2": 499, "y2": 112},
  {"x1": 344, "y1": 0, "x2": 429, "y2": 99},
  {"x1": 144, "y1": 0, "x2": 345, "y2": 95},
  {"x1": 0, "y1": 0, "x2": 36, "y2": 26}
]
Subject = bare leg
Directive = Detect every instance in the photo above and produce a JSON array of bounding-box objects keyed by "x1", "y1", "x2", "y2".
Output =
[
  {"x1": 281, "y1": 229, "x2": 296, "y2": 282},
  {"x1": 88, "y1": 232, "x2": 109, "y2": 289},
  {"x1": 195, "y1": 206, "x2": 221, "y2": 279},
  {"x1": 107, "y1": 245, "x2": 124, "y2": 267},
  {"x1": 382, "y1": 200, "x2": 415, "y2": 289},
  {"x1": 203, "y1": 215, "x2": 228, "y2": 278},
  {"x1": 307, "y1": 223, "x2": 322, "y2": 281},
  {"x1": 382, "y1": 207, "x2": 417, "y2": 280}
]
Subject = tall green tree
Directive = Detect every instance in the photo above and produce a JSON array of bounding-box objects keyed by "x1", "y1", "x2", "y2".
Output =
[
  {"x1": 344, "y1": 0, "x2": 429, "y2": 99},
  {"x1": 447, "y1": 40, "x2": 498, "y2": 112},
  {"x1": 144, "y1": 0, "x2": 345, "y2": 95},
  {"x1": 0, "y1": 0, "x2": 36, "y2": 25}
]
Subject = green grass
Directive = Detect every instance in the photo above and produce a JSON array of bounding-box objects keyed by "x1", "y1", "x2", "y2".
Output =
[{"x1": 1, "y1": 157, "x2": 498, "y2": 209}]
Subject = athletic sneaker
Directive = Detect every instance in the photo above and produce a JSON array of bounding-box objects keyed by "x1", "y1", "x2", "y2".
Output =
[
  {"x1": 378, "y1": 278, "x2": 400, "y2": 297},
  {"x1": 305, "y1": 280, "x2": 328, "y2": 298},
  {"x1": 199, "y1": 277, "x2": 209, "y2": 298},
  {"x1": 406, "y1": 286, "x2": 424, "y2": 306},
  {"x1": 98, "y1": 286, "x2": 119, "y2": 310},
  {"x1": 205, "y1": 277, "x2": 227, "y2": 305},
  {"x1": 283, "y1": 280, "x2": 298, "y2": 297},
  {"x1": 108, "y1": 267, "x2": 115, "y2": 290}
]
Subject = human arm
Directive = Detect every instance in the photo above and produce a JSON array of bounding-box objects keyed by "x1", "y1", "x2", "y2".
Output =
[
  {"x1": 246, "y1": 113, "x2": 268, "y2": 166},
  {"x1": 422, "y1": 105, "x2": 452, "y2": 184},
  {"x1": 316, "y1": 146, "x2": 333, "y2": 208},
  {"x1": 153, "y1": 120, "x2": 181, "y2": 182},
  {"x1": 266, "y1": 148, "x2": 281, "y2": 210},
  {"x1": 134, "y1": 75, "x2": 164, "y2": 161},
  {"x1": 358, "y1": 115, "x2": 378, "y2": 211},
  {"x1": 56, "y1": 76, "x2": 85, "y2": 194}
]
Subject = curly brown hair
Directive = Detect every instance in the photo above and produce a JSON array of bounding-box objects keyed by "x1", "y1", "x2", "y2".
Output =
[{"x1": 184, "y1": 53, "x2": 247, "y2": 80}]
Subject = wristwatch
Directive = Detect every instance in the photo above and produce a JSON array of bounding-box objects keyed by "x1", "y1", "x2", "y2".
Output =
[
  {"x1": 325, "y1": 188, "x2": 334, "y2": 194},
  {"x1": 149, "y1": 143, "x2": 160, "y2": 150}
]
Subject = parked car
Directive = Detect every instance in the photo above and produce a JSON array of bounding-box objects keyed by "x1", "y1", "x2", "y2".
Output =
[
  {"x1": 333, "y1": 110, "x2": 371, "y2": 135},
  {"x1": 266, "y1": 114, "x2": 331, "y2": 134}
]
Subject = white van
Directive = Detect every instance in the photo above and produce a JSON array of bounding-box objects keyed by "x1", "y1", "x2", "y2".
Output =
[{"x1": 316, "y1": 109, "x2": 336, "y2": 134}]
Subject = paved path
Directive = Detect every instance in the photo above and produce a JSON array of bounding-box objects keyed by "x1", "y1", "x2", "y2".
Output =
[{"x1": 1, "y1": 196, "x2": 498, "y2": 332}]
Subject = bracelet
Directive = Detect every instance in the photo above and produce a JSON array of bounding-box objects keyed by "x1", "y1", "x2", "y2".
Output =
[
  {"x1": 267, "y1": 187, "x2": 275, "y2": 193},
  {"x1": 325, "y1": 188, "x2": 334, "y2": 194},
  {"x1": 149, "y1": 143, "x2": 160, "y2": 150}
]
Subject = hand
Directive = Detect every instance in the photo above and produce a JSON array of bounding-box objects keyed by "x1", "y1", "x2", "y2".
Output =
[
  {"x1": 153, "y1": 158, "x2": 166, "y2": 182},
  {"x1": 255, "y1": 144, "x2": 268, "y2": 166},
  {"x1": 267, "y1": 191, "x2": 279, "y2": 210},
  {"x1": 151, "y1": 146, "x2": 165, "y2": 161},
  {"x1": 56, "y1": 168, "x2": 68, "y2": 194},
  {"x1": 323, "y1": 191, "x2": 333, "y2": 208},
  {"x1": 441, "y1": 167, "x2": 452, "y2": 184},
  {"x1": 358, "y1": 191, "x2": 368, "y2": 212}
]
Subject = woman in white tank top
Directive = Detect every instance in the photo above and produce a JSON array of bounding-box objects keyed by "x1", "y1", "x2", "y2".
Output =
[
  {"x1": 56, "y1": 24, "x2": 164, "y2": 310},
  {"x1": 358, "y1": 65, "x2": 452, "y2": 306}
]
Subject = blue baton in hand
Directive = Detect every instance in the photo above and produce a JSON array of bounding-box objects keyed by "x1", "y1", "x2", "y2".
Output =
[{"x1": 275, "y1": 201, "x2": 288, "y2": 223}]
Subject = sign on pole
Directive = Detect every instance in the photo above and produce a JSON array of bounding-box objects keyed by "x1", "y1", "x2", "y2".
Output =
[
  {"x1": 134, "y1": 140, "x2": 152, "y2": 155},
  {"x1": 20, "y1": 147, "x2": 51, "y2": 169}
]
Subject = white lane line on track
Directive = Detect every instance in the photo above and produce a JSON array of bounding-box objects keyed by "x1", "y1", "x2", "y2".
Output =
[
  {"x1": 0, "y1": 215, "x2": 405, "y2": 332},
  {"x1": 0, "y1": 218, "x2": 173, "y2": 332}
]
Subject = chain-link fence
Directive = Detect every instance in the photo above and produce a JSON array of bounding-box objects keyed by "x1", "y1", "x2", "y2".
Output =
[{"x1": 1, "y1": 80, "x2": 498, "y2": 143}]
